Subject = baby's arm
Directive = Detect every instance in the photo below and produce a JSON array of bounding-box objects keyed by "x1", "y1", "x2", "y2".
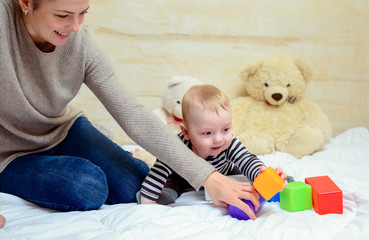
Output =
[
  {"x1": 139, "y1": 160, "x2": 173, "y2": 204},
  {"x1": 229, "y1": 137, "x2": 288, "y2": 188},
  {"x1": 228, "y1": 137, "x2": 265, "y2": 182}
]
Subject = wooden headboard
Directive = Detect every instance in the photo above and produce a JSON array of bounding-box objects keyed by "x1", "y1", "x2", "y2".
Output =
[{"x1": 73, "y1": 0, "x2": 369, "y2": 145}]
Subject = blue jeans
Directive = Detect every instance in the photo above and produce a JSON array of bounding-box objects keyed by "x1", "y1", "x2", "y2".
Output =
[{"x1": 0, "y1": 117, "x2": 150, "y2": 211}]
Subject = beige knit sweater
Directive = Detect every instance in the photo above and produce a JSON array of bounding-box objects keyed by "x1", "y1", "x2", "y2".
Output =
[{"x1": 0, "y1": 0, "x2": 214, "y2": 190}]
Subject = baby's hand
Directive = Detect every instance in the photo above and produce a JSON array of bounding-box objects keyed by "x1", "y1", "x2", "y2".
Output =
[
  {"x1": 140, "y1": 196, "x2": 157, "y2": 204},
  {"x1": 260, "y1": 166, "x2": 288, "y2": 189}
]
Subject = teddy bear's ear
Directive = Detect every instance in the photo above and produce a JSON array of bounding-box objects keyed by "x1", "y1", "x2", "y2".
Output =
[
  {"x1": 239, "y1": 62, "x2": 262, "y2": 82},
  {"x1": 293, "y1": 58, "x2": 313, "y2": 83},
  {"x1": 167, "y1": 76, "x2": 184, "y2": 88}
]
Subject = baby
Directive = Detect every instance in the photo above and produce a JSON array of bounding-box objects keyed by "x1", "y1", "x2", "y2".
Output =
[{"x1": 138, "y1": 84, "x2": 287, "y2": 208}]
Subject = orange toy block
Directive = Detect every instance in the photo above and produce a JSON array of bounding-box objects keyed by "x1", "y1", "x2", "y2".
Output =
[
  {"x1": 253, "y1": 167, "x2": 284, "y2": 200},
  {"x1": 305, "y1": 176, "x2": 343, "y2": 215}
]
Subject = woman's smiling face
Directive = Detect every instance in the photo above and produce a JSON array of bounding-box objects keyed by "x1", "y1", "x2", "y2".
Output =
[{"x1": 20, "y1": 0, "x2": 89, "y2": 51}]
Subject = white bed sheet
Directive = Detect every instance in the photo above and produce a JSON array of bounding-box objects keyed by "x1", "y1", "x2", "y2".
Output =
[{"x1": 1, "y1": 127, "x2": 369, "y2": 240}]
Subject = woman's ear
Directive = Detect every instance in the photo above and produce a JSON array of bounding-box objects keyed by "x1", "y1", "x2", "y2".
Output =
[
  {"x1": 180, "y1": 123, "x2": 190, "y2": 140},
  {"x1": 18, "y1": 0, "x2": 31, "y2": 13}
]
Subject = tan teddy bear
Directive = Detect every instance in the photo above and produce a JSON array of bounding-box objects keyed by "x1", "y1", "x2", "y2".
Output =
[{"x1": 231, "y1": 54, "x2": 332, "y2": 158}]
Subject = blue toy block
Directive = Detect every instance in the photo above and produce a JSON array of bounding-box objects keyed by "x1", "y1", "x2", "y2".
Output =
[{"x1": 268, "y1": 192, "x2": 280, "y2": 202}]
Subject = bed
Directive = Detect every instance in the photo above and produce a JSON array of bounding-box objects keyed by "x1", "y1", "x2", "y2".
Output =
[{"x1": 1, "y1": 127, "x2": 368, "y2": 240}]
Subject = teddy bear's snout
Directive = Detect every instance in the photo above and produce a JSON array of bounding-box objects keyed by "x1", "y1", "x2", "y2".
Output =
[
  {"x1": 272, "y1": 93, "x2": 283, "y2": 101},
  {"x1": 264, "y1": 86, "x2": 288, "y2": 106}
]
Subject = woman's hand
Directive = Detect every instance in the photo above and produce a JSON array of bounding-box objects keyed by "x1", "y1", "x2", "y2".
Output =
[
  {"x1": 202, "y1": 171, "x2": 260, "y2": 220},
  {"x1": 0, "y1": 214, "x2": 5, "y2": 229}
]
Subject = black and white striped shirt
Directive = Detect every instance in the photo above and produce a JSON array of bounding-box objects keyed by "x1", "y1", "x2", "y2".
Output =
[{"x1": 140, "y1": 133, "x2": 265, "y2": 201}]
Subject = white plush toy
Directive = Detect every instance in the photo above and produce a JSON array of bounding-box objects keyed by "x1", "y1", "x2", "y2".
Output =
[
  {"x1": 132, "y1": 76, "x2": 202, "y2": 166},
  {"x1": 153, "y1": 76, "x2": 203, "y2": 134}
]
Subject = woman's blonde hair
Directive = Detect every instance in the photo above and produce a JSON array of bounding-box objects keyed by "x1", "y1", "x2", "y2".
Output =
[{"x1": 182, "y1": 84, "x2": 230, "y2": 123}]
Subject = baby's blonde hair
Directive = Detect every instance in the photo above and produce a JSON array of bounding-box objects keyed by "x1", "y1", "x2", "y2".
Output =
[{"x1": 182, "y1": 84, "x2": 230, "y2": 123}]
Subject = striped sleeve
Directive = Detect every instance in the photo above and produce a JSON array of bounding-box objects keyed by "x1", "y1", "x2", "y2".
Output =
[
  {"x1": 227, "y1": 137, "x2": 265, "y2": 182},
  {"x1": 140, "y1": 160, "x2": 173, "y2": 201}
]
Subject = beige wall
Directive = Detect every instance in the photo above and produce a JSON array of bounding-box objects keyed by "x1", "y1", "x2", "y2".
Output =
[{"x1": 72, "y1": 0, "x2": 369, "y2": 145}]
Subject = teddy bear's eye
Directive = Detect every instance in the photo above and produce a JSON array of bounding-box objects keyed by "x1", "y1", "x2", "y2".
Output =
[
  {"x1": 287, "y1": 83, "x2": 291, "y2": 87},
  {"x1": 176, "y1": 101, "x2": 181, "y2": 104},
  {"x1": 264, "y1": 83, "x2": 269, "y2": 87}
]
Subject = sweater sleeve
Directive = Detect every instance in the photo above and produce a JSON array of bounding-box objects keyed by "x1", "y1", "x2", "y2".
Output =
[{"x1": 82, "y1": 32, "x2": 214, "y2": 190}]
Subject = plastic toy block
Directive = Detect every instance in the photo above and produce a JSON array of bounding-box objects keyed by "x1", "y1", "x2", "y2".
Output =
[
  {"x1": 253, "y1": 167, "x2": 284, "y2": 200},
  {"x1": 229, "y1": 194, "x2": 266, "y2": 220},
  {"x1": 268, "y1": 175, "x2": 294, "y2": 202},
  {"x1": 280, "y1": 181, "x2": 312, "y2": 212},
  {"x1": 229, "y1": 199, "x2": 257, "y2": 220},
  {"x1": 268, "y1": 192, "x2": 280, "y2": 202},
  {"x1": 305, "y1": 176, "x2": 343, "y2": 215}
]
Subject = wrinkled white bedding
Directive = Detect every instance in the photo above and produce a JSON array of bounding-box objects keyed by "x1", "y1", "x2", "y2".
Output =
[{"x1": 1, "y1": 127, "x2": 369, "y2": 240}]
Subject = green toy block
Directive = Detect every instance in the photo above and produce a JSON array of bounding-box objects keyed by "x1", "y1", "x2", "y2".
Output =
[{"x1": 280, "y1": 181, "x2": 312, "y2": 212}]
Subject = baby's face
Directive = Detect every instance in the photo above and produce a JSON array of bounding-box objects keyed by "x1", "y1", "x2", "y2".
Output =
[{"x1": 186, "y1": 106, "x2": 233, "y2": 159}]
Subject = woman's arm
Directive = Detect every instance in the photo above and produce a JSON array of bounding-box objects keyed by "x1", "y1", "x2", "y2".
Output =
[{"x1": 83, "y1": 34, "x2": 214, "y2": 190}]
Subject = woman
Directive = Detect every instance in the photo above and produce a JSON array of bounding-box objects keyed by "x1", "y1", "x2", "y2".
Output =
[{"x1": 0, "y1": 0, "x2": 261, "y2": 221}]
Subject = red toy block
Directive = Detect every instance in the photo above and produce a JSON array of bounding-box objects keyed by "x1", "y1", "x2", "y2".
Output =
[{"x1": 305, "y1": 176, "x2": 343, "y2": 215}]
